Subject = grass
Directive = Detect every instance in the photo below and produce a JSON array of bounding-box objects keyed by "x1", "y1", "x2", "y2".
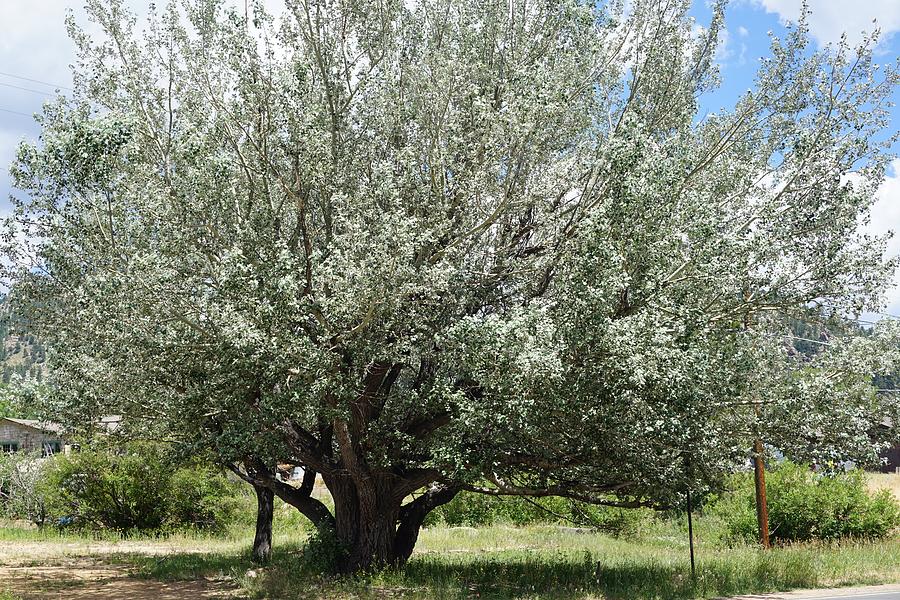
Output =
[
  {"x1": 0, "y1": 520, "x2": 251, "y2": 548},
  {"x1": 869, "y1": 472, "x2": 900, "y2": 500},
  {"x1": 109, "y1": 525, "x2": 900, "y2": 600},
  {"x1": 1, "y1": 503, "x2": 898, "y2": 599}
]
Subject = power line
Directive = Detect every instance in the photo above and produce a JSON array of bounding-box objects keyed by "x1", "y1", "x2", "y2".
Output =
[
  {"x1": 0, "y1": 82, "x2": 58, "y2": 97},
  {"x1": 816, "y1": 314, "x2": 900, "y2": 326},
  {"x1": 0, "y1": 107, "x2": 34, "y2": 118},
  {"x1": 0, "y1": 71, "x2": 71, "y2": 91},
  {"x1": 783, "y1": 334, "x2": 832, "y2": 347}
]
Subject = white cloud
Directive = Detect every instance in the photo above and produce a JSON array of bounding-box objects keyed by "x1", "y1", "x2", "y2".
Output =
[
  {"x1": 751, "y1": 0, "x2": 900, "y2": 46},
  {"x1": 0, "y1": 2, "x2": 84, "y2": 94},
  {"x1": 738, "y1": 25, "x2": 749, "y2": 37},
  {"x1": 693, "y1": 22, "x2": 732, "y2": 63},
  {"x1": 717, "y1": 27, "x2": 732, "y2": 61}
]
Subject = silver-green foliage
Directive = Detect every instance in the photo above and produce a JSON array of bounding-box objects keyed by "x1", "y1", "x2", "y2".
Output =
[
  {"x1": 5, "y1": 0, "x2": 900, "y2": 566},
  {"x1": 0, "y1": 452, "x2": 52, "y2": 527}
]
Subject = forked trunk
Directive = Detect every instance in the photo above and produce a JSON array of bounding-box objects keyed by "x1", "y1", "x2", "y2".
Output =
[
  {"x1": 324, "y1": 475, "x2": 456, "y2": 573},
  {"x1": 252, "y1": 484, "x2": 274, "y2": 564}
]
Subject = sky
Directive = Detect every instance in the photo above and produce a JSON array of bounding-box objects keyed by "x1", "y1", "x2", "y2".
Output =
[{"x1": 1, "y1": 0, "x2": 899, "y2": 316}]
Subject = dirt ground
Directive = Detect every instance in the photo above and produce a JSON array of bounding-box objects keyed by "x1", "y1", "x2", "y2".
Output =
[{"x1": 0, "y1": 540, "x2": 241, "y2": 599}]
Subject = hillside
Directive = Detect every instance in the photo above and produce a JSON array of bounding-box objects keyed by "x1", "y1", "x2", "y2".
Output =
[
  {"x1": 1, "y1": 333, "x2": 45, "y2": 382},
  {"x1": 0, "y1": 315, "x2": 46, "y2": 383}
]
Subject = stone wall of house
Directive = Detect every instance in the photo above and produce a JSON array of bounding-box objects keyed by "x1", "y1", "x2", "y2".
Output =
[{"x1": 0, "y1": 421, "x2": 62, "y2": 453}]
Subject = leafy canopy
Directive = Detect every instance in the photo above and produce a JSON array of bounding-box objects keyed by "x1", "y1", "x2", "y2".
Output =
[{"x1": 5, "y1": 0, "x2": 900, "y2": 514}]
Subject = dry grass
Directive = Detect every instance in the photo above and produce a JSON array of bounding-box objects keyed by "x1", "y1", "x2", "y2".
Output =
[
  {"x1": 0, "y1": 533, "x2": 242, "y2": 599},
  {"x1": 0, "y1": 524, "x2": 898, "y2": 599},
  {"x1": 114, "y1": 526, "x2": 900, "y2": 599},
  {"x1": 868, "y1": 472, "x2": 900, "y2": 501},
  {"x1": 0, "y1": 495, "x2": 898, "y2": 599}
]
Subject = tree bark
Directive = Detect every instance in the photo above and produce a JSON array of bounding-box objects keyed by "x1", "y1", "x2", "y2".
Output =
[
  {"x1": 323, "y1": 474, "x2": 459, "y2": 573},
  {"x1": 228, "y1": 460, "x2": 335, "y2": 564},
  {"x1": 252, "y1": 483, "x2": 274, "y2": 564},
  {"x1": 231, "y1": 457, "x2": 459, "y2": 572}
]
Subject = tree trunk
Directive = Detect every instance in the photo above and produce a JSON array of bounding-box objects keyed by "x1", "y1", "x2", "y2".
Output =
[
  {"x1": 252, "y1": 484, "x2": 274, "y2": 564},
  {"x1": 342, "y1": 511, "x2": 401, "y2": 572},
  {"x1": 324, "y1": 474, "x2": 458, "y2": 573}
]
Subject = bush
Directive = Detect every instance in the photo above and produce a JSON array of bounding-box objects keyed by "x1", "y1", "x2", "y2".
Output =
[
  {"x1": 425, "y1": 491, "x2": 654, "y2": 536},
  {"x1": 425, "y1": 492, "x2": 574, "y2": 527},
  {"x1": 711, "y1": 461, "x2": 900, "y2": 544},
  {"x1": 300, "y1": 524, "x2": 349, "y2": 574},
  {"x1": 574, "y1": 503, "x2": 656, "y2": 537},
  {"x1": 0, "y1": 451, "x2": 53, "y2": 527},
  {"x1": 167, "y1": 465, "x2": 244, "y2": 533},
  {"x1": 425, "y1": 492, "x2": 507, "y2": 526},
  {"x1": 42, "y1": 443, "x2": 242, "y2": 534},
  {"x1": 46, "y1": 443, "x2": 171, "y2": 532}
]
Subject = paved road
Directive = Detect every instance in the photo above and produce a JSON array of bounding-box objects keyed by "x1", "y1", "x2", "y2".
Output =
[
  {"x1": 802, "y1": 592, "x2": 900, "y2": 600},
  {"x1": 726, "y1": 585, "x2": 900, "y2": 600}
]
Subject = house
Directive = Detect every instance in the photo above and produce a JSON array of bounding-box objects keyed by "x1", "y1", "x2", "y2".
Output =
[
  {"x1": 876, "y1": 416, "x2": 900, "y2": 474},
  {"x1": 0, "y1": 417, "x2": 65, "y2": 456},
  {"x1": 99, "y1": 415, "x2": 122, "y2": 432},
  {"x1": 880, "y1": 444, "x2": 900, "y2": 474}
]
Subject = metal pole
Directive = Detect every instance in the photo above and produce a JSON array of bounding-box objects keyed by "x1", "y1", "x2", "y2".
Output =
[
  {"x1": 753, "y1": 438, "x2": 771, "y2": 549},
  {"x1": 686, "y1": 487, "x2": 696, "y2": 579}
]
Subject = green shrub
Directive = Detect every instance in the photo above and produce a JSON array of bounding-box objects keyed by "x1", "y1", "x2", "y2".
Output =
[
  {"x1": 300, "y1": 524, "x2": 348, "y2": 574},
  {"x1": 43, "y1": 443, "x2": 243, "y2": 534},
  {"x1": 46, "y1": 443, "x2": 171, "y2": 532},
  {"x1": 425, "y1": 491, "x2": 654, "y2": 536},
  {"x1": 711, "y1": 461, "x2": 900, "y2": 544},
  {"x1": 574, "y1": 503, "x2": 657, "y2": 537},
  {"x1": 425, "y1": 492, "x2": 505, "y2": 526},
  {"x1": 425, "y1": 492, "x2": 568, "y2": 527},
  {"x1": 166, "y1": 465, "x2": 244, "y2": 533}
]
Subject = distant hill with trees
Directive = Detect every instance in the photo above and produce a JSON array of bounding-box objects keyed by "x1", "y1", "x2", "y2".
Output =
[
  {"x1": 0, "y1": 295, "x2": 46, "y2": 384},
  {"x1": 0, "y1": 296, "x2": 47, "y2": 419}
]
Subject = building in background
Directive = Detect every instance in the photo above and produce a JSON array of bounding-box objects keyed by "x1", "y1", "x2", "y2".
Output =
[{"x1": 0, "y1": 417, "x2": 64, "y2": 455}]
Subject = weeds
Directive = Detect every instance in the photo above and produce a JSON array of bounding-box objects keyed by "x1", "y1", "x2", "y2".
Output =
[
  {"x1": 0, "y1": 502, "x2": 897, "y2": 599},
  {"x1": 105, "y1": 526, "x2": 900, "y2": 599}
]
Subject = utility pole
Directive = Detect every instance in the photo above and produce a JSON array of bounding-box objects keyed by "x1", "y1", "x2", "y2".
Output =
[
  {"x1": 686, "y1": 486, "x2": 696, "y2": 579},
  {"x1": 752, "y1": 437, "x2": 770, "y2": 548},
  {"x1": 744, "y1": 310, "x2": 770, "y2": 549},
  {"x1": 683, "y1": 454, "x2": 697, "y2": 579}
]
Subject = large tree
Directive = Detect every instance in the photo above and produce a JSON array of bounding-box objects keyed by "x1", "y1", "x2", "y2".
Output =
[{"x1": 5, "y1": 0, "x2": 900, "y2": 571}]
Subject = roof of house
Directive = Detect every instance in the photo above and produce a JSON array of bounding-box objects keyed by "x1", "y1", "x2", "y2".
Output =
[
  {"x1": 100, "y1": 415, "x2": 122, "y2": 432},
  {"x1": 2, "y1": 417, "x2": 64, "y2": 435}
]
